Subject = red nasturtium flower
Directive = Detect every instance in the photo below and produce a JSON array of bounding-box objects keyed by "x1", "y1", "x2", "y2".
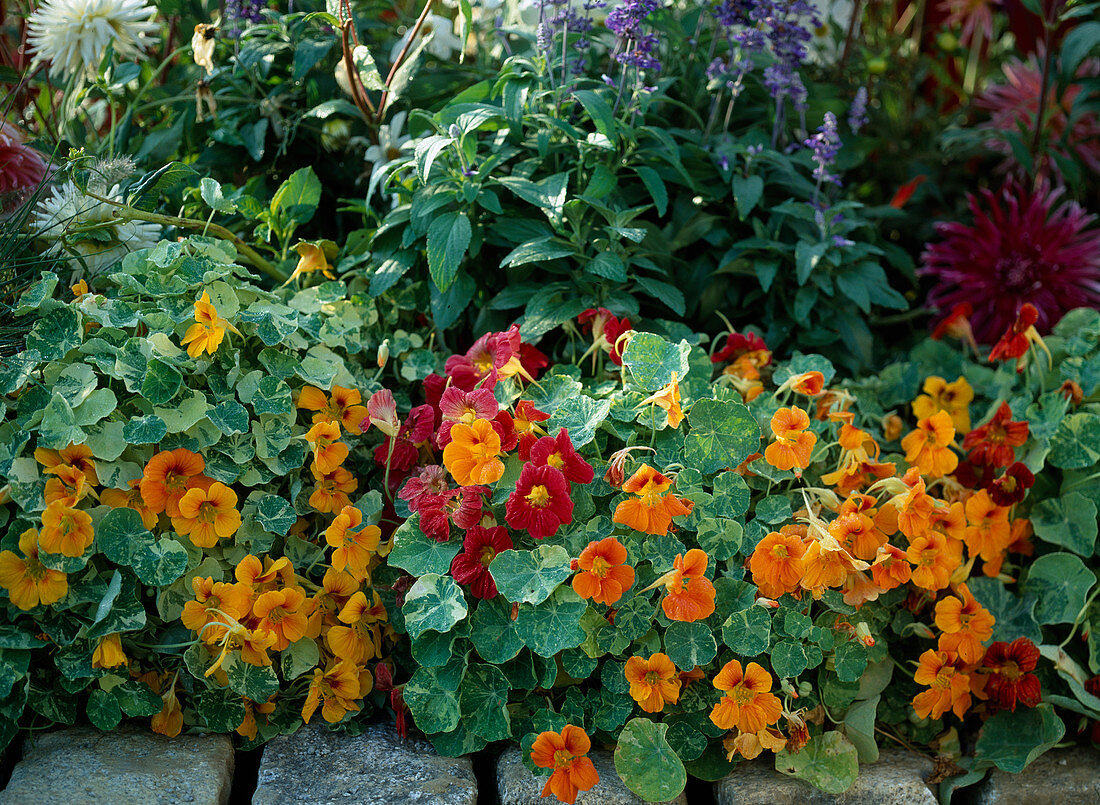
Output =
[
  {"x1": 450, "y1": 526, "x2": 512, "y2": 599},
  {"x1": 505, "y1": 463, "x2": 573, "y2": 539},
  {"x1": 442, "y1": 418, "x2": 505, "y2": 486},
  {"x1": 749, "y1": 529, "x2": 806, "y2": 599},
  {"x1": 530, "y1": 725, "x2": 600, "y2": 804},
  {"x1": 624, "y1": 652, "x2": 681, "y2": 713},
  {"x1": 572, "y1": 537, "x2": 635, "y2": 606},
  {"x1": 578, "y1": 307, "x2": 632, "y2": 365},
  {"x1": 988, "y1": 304, "x2": 1050, "y2": 369},
  {"x1": 529, "y1": 429, "x2": 595, "y2": 486},
  {"x1": 988, "y1": 462, "x2": 1034, "y2": 506},
  {"x1": 298, "y1": 385, "x2": 369, "y2": 434},
  {"x1": 612, "y1": 464, "x2": 694, "y2": 536},
  {"x1": 419, "y1": 486, "x2": 487, "y2": 542},
  {"x1": 660, "y1": 549, "x2": 716, "y2": 622},
  {"x1": 934, "y1": 584, "x2": 996, "y2": 664},
  {"x1": 764, "y1": 406, "x2": 816, "y2": 472},
  {"x1": 912, "y1": 649, "x2": 972, "y2": 719},
  {"x1": 709, "y1": 660, "x2": 783, "y2": 733},
  {"x1": 982, "y1": 638, "x2": 1042, "y2": 711},
  {"x1": 962, "y1": 402, "x2": 1029, "y2": 468},
  {"x1": 514, "y1": 400, "x2": 551, "y2": 460}
]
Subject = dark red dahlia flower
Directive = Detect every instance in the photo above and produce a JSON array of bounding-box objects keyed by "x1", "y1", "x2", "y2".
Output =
[
  {"x1": 450, "y1": 525, "x2": 512, "y2": 599},
  {"x1": 982, "y1": 637, "x2": 1041, "y2": 711},
  {"x1": 505, "y1": 463, "x2": 573, "y2": 539},
  {"x1": 921, "y1": 181, "x2": 1100, "y2": 344}
]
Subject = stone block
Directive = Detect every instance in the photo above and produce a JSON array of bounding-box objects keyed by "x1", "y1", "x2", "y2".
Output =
[{"x1": 976, "y1": 746, "x2": 1100, "y2": 804}]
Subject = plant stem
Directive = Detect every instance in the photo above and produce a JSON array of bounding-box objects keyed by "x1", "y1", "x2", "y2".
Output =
[{"x1": 379, "y1": 0, "x2": 435, "y2": 120}]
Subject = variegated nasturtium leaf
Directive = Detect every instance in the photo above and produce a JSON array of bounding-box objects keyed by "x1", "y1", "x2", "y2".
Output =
[
  {"x1": 404, "y1": 657, "x2": 466, "y2": 735},
  {"x1": 458, "y1": 663, "x2": 511, "y2": 741},
  {"x1": 967, "y1": 577, "x2": 1042, "y2": 644},
  {"x1": 97, "y1": 507, "x2": 154, "y2": 565},
  {"x1": 224, "y1": 655, "x2": 280, "y2": 701},
  {"x1": 664, "y1": 621, "x2": 717, "y2": 670},
  {"x1": 621, "y1": 332, "x2": 690, "y2": 391},
  {"x1": 490, "y1": 545, "x2": 573, "y2": 605},
  {"x1": 683, "y1": 398, "x2": 760, "y2": 474},
  {"x1": 1023, "y1": 552, "x2": 1095, "y2": 625},
  {"x1": 469, "y1": 596, "x2": 524, "y2": 664},
  {"x1": 771, "y1": 640, "x2": 809, "y2": 678},
  {"x1": 833, "y1": 640, "x2": 869, "y2": 682},
  {"x1": 515, "y1": 587, "x2": 587, "y2": 657},
  {"x1": 722, "y1": 606, "x2": 771, "y2": 656},
  {"x1": 402, "y1": 574, "x2": 468, "y2": 639},
  {"x1": 86, "y1": 688, "x2": 122, "y2": 731},
  {"x1": 389, "y1": 515, "x2": 461, "y2": 576},
  {"x1": 255, "y1": 494, "x2": 297, "y2": 533},
  {"x1": 974, "y1": 703, "x2": 1065, "y2": 773},
  {"x1": 1030, "y1": 493, "x2": 1097, "y2": 555},
  {"x1": 132, "y1": 537, "x2": 189, "y2": 586},
  {"x1": 775, "y1": 730, "x2": 859, "y2": 795},
  {"x1": 1047, "y1": 412, "x2": 1100, "y2": 469},
  {"x1": 545, "y1": 395, "x2": 612, "y2": 447},
  {"x1": 614, "y1": 718, "x2": 688, "y2": 802}
]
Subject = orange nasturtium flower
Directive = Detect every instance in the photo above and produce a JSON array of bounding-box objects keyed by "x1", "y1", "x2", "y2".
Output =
[
  {"x1": 749, "y1": 529, "x2": 807, "y2": 599},
  {"x1": 298, "y1": 385, "x2": 369, "y2": 434},
  {"x1": 141, "y1": 448, "x2": 207, "y2": 517},
  {"x1": 39, "y1": 502, "x2": 94, "y2": 557},
  {"x1": 302, "y1": 661, "x2": 364, "y2": 724},
  {"x1": 912, "y1": 649, "x2": 971, "y2": 719},
  {"x1": 901, "y1": 410, "x2": 959, "y2": 478},
  {"x1": 963, "y1": 490, "x2": 1012, "y2": 562},
  {"x1": 709, "y1": 660, "x2": 783, "y2": 733},
  {"x1": 326, "y1": 591, "x2": 384, "y2": 664},
  {"x1": 101, "y1": 479, "x2": 158, "y2": 530},
  {"x1": 442, "y1": 418, "x2": 505, "y2": 486},
  {"x1": 870, "y1": 544, "x2": 912, "y2": 591},
  {"x1": 305, "y1": 422, "x2": 350, "y2": 475},
  {"x1": 172, "y1": 482, "x2": 242, "y2": 548},
  {"x1": 934, "y1": 584, "x2": 995, "y2": 663},
  {"x1": 660, "y1": 549, "x2": 716, "y2": 622},
  {"x1": 572, "y1": 537, "x2": 635, "y2": 606},
  {"x1": 529, "y1": 725, "x2": 600, "y2": 805},
  {"x1": 91, "y1": 633, "x2": 127, "y2": 669},
  {"x1": 764, "y1": 406, "x2": 816, "y2": 472},
  {"x1": 325, "y1": 506, "x2": 381, "y2": 581},
  {"x1": 252, "y1": 587, "x2": 309, "y2": 651},
  {"x1": 906, "y1": 530, "x2": 962, "y2": 592},
  {"x1": 613, "y1": 464, "x2": 694, "y2": 536},
  {"x1": 912, "y1": 376, "x2": 973, "y2": 433},
  {"x1": 636, "y1": 372, "x2": 684, "y2": 428},
  {"x1": 182, "y1": 576, "x2": 252, "y2": 642},
  {"x1": 181, "y1": 290, "x2": 241, "y2": 358},
  {"x1": 309, "y1": 464, "x2": 358, "y2": 513},
  {"x1": 624, "y1": 653, "x2": 681, "y2": 713},
  {"x1": 43, "y1": 465, "x2": 92, "y2": 507},
  {"x1": 34, "y1": 443, "x2": 99, "y2": 485},
  {"x1": 0, "y1": 528, "x2": 67, "y2": 610},
  {"x1": 290, "y1": 240, "x2": 337, "y2": 282}
]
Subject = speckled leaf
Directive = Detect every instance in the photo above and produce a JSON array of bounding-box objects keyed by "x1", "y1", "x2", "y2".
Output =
[
  {"x1": 458, "y1": 663, "x2": 511, "y2": 741},
  {"x1": 664, "y1": 621, "x2": 717, "y2": 670},
  {"x1": 621, "y1": 333, "x2": 690, "y2": 392},
  {"x1": 1031, "y1": 493, "x2": 1097, "y2": 555},
  {"x1": 974, "y1": 703, "x2": 1064, "y2": 773},
  {"x1": 490, "y1": 545, "x2": 573, "y2": 605},
  {"x1": 389, "y1": 515, "x2": 461, "y2": 576},
  {"x1": 722, "y1": 606, "x2": 771, "y2": 656},
  {"x1": 515, "y1": 587, "x2": 586, "y2": 657},
  {"x1": 1023, "y1": 552, "x2": 1095, "y2": 625},
  {"x1": 683, "y1": 398, "x2": 760, "y2": 474},
  {"x1": 614, "y1": 718, "x2": 687, "y2": 803},
  {"x1": 546, "y1": 395, "x2": 611, "y2": 448},
  {"x1": 402, "y1": 573, "x2": 468, "y2": 639},
  {"x1": 776, "y1": 730, "x2": 858, "y2": 795}
]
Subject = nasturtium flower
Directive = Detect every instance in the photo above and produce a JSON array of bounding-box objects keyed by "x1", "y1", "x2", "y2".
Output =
[
  {"x1": 934, "y1": 584, "x2": 995, "y2": 664},
  {"x1": 252, "y1": 587, "x2": 309, "y2": 651},
  {"x1": 800, "y1": 536, "x2": 867, "y2": 599},
  {"x1": 298, "y1": 385, "x2": 369, "y2": 434},
  {"x1": 529, "y1": 725, "x2": 600, "y2": 805},
  {"x1": 514, "y1": 400, "x2": 551, "y2": 460},
  {"x1": 303, "y1": 661, "x2": 364, "y2": 725},
  {"x1": 437, "y1": 387, "x2": 499, "y2": 446},
  {"x1": 827, "y1": 508, "x2": 887, "y2": 563},
  {"x1": 91, "y1": 633, "x2": 127, "y2": 669},
  {"x1": 870, "y1": 544, "x2": 911, "y2": 591},
  {"x1": 775, "y1": 370, "x2": 824, "y2": 397},
  {"x1": 913, "y1": 649, "x2": 971, "y2": 719},
  {"x1": 309, "y1": 464, "x2": 358, "y2": 513},
  {"x1": 612, "y1": 464, "x2": 693, "y2": 536},
  {"x1": 636, "y1": 372, "x2": 684, "y2": 428},
  {"x1": 34, "y1": 443, "x2": 98, "y2": 485},
  {"x1": 891, "y1": 470, "x2": 939, "y2": 539},
  {"x1": 365, "y1": 389, "x2": 401, "y2": 437},
  {"x1": 327, "y1": 592, "x2": 384, "y2": 663},
  {"x1": 141, "y1": 448, "x2": 207, "y2": 517},
  {"x1": 0, "y1": 528, "x2": 67, "y2": 610},
  {"x1": 572, "y1": 537, "x2": 634, "y2": 606},
  {"x1": 906, "y1": 531, "x2": 963, "y2": 592},
  {"x1": 988, "y1": 462, "x2": 1034, "y2": 506},
  {"x1": 182, "y1": 576, "x2": 252, "y2": 641},
  {"x1": 962, "y1": 489, "x2": 1012, "y2": 563},
  {"x1": 325, "y1": 506, "x2": 381, "y2": 580},
  {"x1": 43, "y1": 464, "x2": 91, "y2": 507},
  {"x1": 982, "y1": 638, "x2": 1041, "y2": 711},
  {"x1": 181, "y1": 290, "x2": 240, "y2": 358},
  {"x1": 529, "y1": 429, "x2": 594, "y2": 486},
  {"x1": 749, "y1": 529, "x2": 806, "y2": 599},
  {"x1": 724, "y1": 726, "x2": 788, "y2": 760},
  {"x1": 442, "y1": 418, "x2": 505, "y2": 487},
  {"x1": 578, "y1": 307, "x2": 632, "y2": 365},
  {"x1": 305, "y1": 422, "x2": 349, "y2": 475},
  {"x1": 902, "y1": 410, "x2": 959, "y2": 478},
  {"x1": 151, "y1": 680, "x2": 184, "y2": 738},
  {"x1": 101, "y1": 479, "x2": 158, "y2": 529},
  {"x1": 962, "y1": 402, "x2": 1029, "y2": 468},
  {"x1": 39, "y1": 502, "x2": 94, "y2": 557},
  {"x1": 709, "y1": 660, "x2": 783, "y2": 733},
  {"x1": 764, "y1": 406, "x2": 816, "y2": 472},
  {"x1": 289, "y1": 240, "x2": 337, "y2": 282},
  {"x1": 912, "y1": 376, "x2": 973, "y2": 433},
  {"x1": 624, "y1": 652, "x2": 681, "y2": 713},
  {"x1": 660, "y1": 549, "x2": 716, "y2": 622},
  {"x1": 173, "y1": 482, "x2": 241, "y2": 548},
  {"x1": 987, "y1": 304, "x2": 1051, "y2": 370},
  {"x1": 505, "y1": 463, "x2": 573, "y2": 540},
  {"x1": 450, "y1": 525, "x2": 512, "y2": 600},
  {"x1": 419, "y1": 486, "x2": 487, "y2": 542},
  {"x1": 236, "y1": 554, "x2": 294, "y2": 590}
]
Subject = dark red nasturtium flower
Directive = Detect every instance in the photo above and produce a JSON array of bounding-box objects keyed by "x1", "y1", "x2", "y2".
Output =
[
  {"x1": 450, "y1": 525, "x2": 512, "y2": 599},
  {"x1": 982, "y1": 637, "x2": 1042, "y2": 711},
  {"x1": 963, "y1": 402, "x2": 1029, "y2": 468},
  {"x1": 398, "y1": 465, "x2": 449, "y2": 511},
  {"x1": 988, "y1": 303, "x2": 1041, "y2": 364},
  {"x1": 578, "y1": 307, "x2": 633, "y2": 366},
  {"x1": 437, "y1": 387, "x2": 499, "y2": 447},
  {"x1": 505, "y1": 463, "x2": 573, "y2": 540},
  {"x1": 711, "y1": 330, "x2": 769, "y2": 364},
  {"x1": 529, "y1": 429, "x2": 595, "y2": 486},
  {"x1": 920, "y1": 181, "x2": 1100, "y2": 344},
  {"x1": 988, "y1": 462, "x2": 1035, "y2": 506},
  {"x1": 418, "y1": 486, "x2": 487, "y2": 542}
]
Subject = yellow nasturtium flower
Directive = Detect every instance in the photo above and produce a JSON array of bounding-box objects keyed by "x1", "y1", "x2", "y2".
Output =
[{"x1": 181, "y1": 290, "x2": 241, "y2": 358}]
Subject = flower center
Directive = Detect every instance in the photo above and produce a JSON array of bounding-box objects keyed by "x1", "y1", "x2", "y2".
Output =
[
  {"x1": 526, "y1": 485, "x2": 550, "y2": 508},
  {"x1": 994, "y1": 255, "x2": 1040, "y2": 292},
  {"x1": 479, "y1": 546, "x2": 497, "y2": 566},
  {"x1": 644, "y1": 670, "x2": 663, "y2": 685},
  {"x1": 551, "y1": 749, "x2": 573, "y2": 770},
  {"x1": 770, "y1": 544, "x2": 789, "y2": 560},
  {"x1": 933, "y1": 669, "x2": 953, "y2": 689},
  {"x1": 267, "y1": 607, "x2": 286, "y2": 624},
  {"x1": 999, "y1": 660, "x2": 1021, "y2": 681},
  {"x1": 197, "y1": 501, "x2": 218, "y2": 524},
  {"x1": 590, "y1": 556, "x2": 611, "y2": 578},
  {"x1": 730, "y1": 684, "x2": 756, "y2": 705},
  {"x1": 547, "y1": 452, "x2": 565, "y2": 469}
]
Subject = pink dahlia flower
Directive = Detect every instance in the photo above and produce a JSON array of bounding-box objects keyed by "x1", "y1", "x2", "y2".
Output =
[
  {"x1": 0, "y1": 122, "x2": 48, "y2": 207},
  {"x1": 975, "y1": 54, "x2": 1100, "y2": 182},
  {"x1": 920, "y1": 180, "x2": 1100, "y2": 343}
]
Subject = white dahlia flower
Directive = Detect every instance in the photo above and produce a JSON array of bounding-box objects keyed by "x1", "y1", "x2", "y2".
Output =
[
  {"x1": 32, "y1": 180, "x2": 161, "y2": 275},
  {"x1": 27, "y1": 0, "x2": 159, "y2": 81}
]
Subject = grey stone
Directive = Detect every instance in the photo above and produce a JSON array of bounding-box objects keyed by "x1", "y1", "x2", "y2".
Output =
[
  {"x1": 0, "y1": 725, "x2": 234, "y2": 805},
  {"x1": 715, "y1": 747, "x2": 936, "y2": 805},
  {"x1": 976, "y1": 746, "x2": 1100, "y2": 804},
  {"x1": 251, "y1": 722, "x2": 477, "y2": 805},
  {"x1": 496, "y1": 746, "x2": 687, "y2": 805}
]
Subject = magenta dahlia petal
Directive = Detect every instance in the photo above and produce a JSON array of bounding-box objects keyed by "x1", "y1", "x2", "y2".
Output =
[{"x1": 920, "y1": 179, "x2": 1100, "y2": 343}]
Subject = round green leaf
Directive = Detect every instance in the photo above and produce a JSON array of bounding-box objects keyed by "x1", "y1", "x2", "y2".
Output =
[
  {"x1": 1023, "y1": 552, "x2": 1096, "y2": 625},
  {"x1": 974, "y1": 703, "x2": 1065, "y2": 773},
  {"x1": 1048, "y1": 413, "x2": 1100, "y2": 469},
  {"x1": 131, "y1": 537, "x2": 188, "y2": 586},
  {"x1": 722, "y1": 606, "x2": 771, "y2": 656},
  {"x1": 389, "y1": 515, "x2": 461, "y2": 576},
  {"x1": 683, "y1": 398, "x2": 760, "y2": 474},
  {"x1": 614, "y1": 718, "x2": 688, "y2": 803},
  {"x1": 402, "y1": 574, "x2": 468, "y2": 639},
  {"x1": 490, "y1": 545, "x2": 573, "y2": 605},
  {"x1": 775, "y1": 730, "x2": 858, "y2": 795},
  {"x1": 86, "y1": 688, "x2": 122, "y2": 731},
  {"x1": 470, "y1": 597, "x2": 524, "y2": 664},
  {"x1": 458, "y1": 663, "x2": 511, "y2": 741},
  {"x1": 1031, "y1": 493, "x2": 1097, "y2": 555},
  {"x1": 97, "y1": 507, "x2": 153, "y2": 565},
  {"x1": 621, "y1": 333, "x2": 690, "y2": 392},
  {"x1": 515, "y1": 587, "x2": 587, "y2": 657},
  {"x1": 664, "y1": 621, "x2": 717, "y2": 671}
]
